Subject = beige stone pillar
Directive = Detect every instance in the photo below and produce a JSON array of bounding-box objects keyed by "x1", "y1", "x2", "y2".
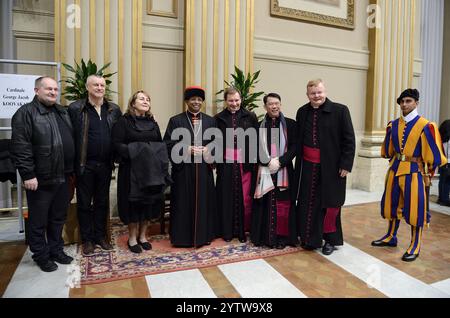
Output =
[
  {"x1": 184, "y1": 0, "x2": 255, "y2": 115},
  {"x1": 354, "y1": 0, "x2": 417, "y2": 192},
  {"x1": 54, "y1": 0, "x2": 143, "y2": 110}
]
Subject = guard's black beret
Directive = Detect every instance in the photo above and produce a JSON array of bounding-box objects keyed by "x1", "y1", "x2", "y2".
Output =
[{"x1": 397, "y1": 89, "x2": 419, "y2": 105}]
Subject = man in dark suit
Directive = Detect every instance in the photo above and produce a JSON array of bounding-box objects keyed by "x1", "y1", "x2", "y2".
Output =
[
  {"x1": 294, "y1": 79, "x2": 355, "y2": 255},
  {"x1": 11, "y1": 76, "x2": 75, "y2": 272}
]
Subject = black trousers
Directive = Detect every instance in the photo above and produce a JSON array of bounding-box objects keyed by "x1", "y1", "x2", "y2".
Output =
[
  {"x1": 26, "y1": 176, "x2": 70, "y2": 263},
  {"x1": 76, "y1": 163, "x2": 112, "y2": 243}
]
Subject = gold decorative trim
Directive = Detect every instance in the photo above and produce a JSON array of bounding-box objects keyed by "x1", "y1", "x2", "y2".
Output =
[
  {"x1": 201, "y1": 0, "x2": 208, "y2": 91},
  {"x1": 54, "y1": 0, "x2": 60, "y2": 65},
  {"x1": 137, "y1": 0, "x2": 143, "y2": 91},
  {"x1": 75, "y1": 0, "x2": 81, "y2": 63},
  {"x1": 395, "y1": 0, "x2": 402, "y2": 112},
  {"x1": 387, "y1": 0, "x2": 395, "y2": 120},
  {"x1": 184, "y1": 0, "x2": 195, "y2": 89},
  {"x1": 60, "y1": 0, "x2": 67, "y2": 80},
  {"x1": 365, "y1": 0, "x2": 416, "y2": 133},
  {"x1": 224, "y1": 0, "x2": 230, "y2": 83},
  {"x1": 89, "y1": 0, "x2": 96, "y2": 62},
  {"x1": 250, "y1": 0, "x2": 254, "y2": 75},
  {"x1": 132, "y1": 0, "x2": 137, "y2": 93},
  {"x1": 245, "y1": 0, "x2": 254, "y2": 75},
  {"x1": 402, "y1": 0, "x2": 408, "y2": 94},
  {"x1": 147, "y1": 0, "x2": 178, "y2": 19},
  {"x1": 270, "y1": 0, "x2": 355, "y2": 30},
  {"x1": 213, "y1": 0, "x2": 219, "y2": 115},
  {"x1": 381, "y1": 0, "x2": 388, "y2": 126},
  {"x1": 408, "y1": 0, "x2": 415, "y2": 87},
  {"x1": 104, "y1": 0, "x2": 110, "y2": 73},
  {"x1": 54, "y1": 0, "x2": 67, "y2": 100},
  {"x1": 132, "y1": 0, "x2": 142, "y2": 93},
  {"x1": 364, "y1": 0, "x2": 376, "y2": 133},
  {"x1": 118, "y1": 0, "x2": 124, "y2": 107},
  {"x1": 235, "y1": 0, "x2": 240, "y2": 68},
  {"x1": 184, "y1": 0, "x2": 190, "y2": 89}
]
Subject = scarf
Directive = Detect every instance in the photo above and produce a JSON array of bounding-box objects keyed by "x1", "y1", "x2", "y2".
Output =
[{"x1": 254, "y1": 113, "x2": 289, "y2": 199}]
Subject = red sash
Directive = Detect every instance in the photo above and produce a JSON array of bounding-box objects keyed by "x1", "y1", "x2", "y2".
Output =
[{"x1": 303, "y1": 145, "x2": 320, "y2": 163}]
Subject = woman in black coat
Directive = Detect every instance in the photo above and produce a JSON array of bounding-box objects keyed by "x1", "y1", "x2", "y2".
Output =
[{"x1": 112, "y1": 90, "x2": 163, "y2": 253}]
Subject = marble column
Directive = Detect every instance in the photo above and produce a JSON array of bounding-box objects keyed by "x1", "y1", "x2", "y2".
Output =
[
  {"x1": 54, "y1": 0, "x2": 143, "y2": 110},
  {"x1": 354, "y1": 0, "x2": 417, "y2": 192},
  {"x1": 185, "y1": 0, "x2": 255, "y2": 115}
]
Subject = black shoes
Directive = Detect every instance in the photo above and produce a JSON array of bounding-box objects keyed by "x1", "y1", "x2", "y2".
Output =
[
  {"x1": 36, "y1": 259, "x2": 58, "y2": 272},
  {"x1": 82, "y1": 241, "x2": 95, "y2": 256},
  {"x1": 51, "y1": 252, "x2": 74, "y2": 264},
  {"x1": 137, "y1": 239, "x2": 152, "y2": 251},
  {"x1": 402, "y1": 252, "x2": 419, "y2": 262},
  {"x1": 239, "y1": 237, "x2": 247, "y2": 243},
  {"x1": 437, "y1": 200, "x2": 450, "y2": 207},
  {"x1": 371, "y1": 239, "x2": 397, "y2": 247},
  {"x1": 322, "y1": 242, "x2": 336, "y2": 255},
  {"x1": 275, "y1": 243, "x2": 286, "y2": 250},
  {"x1": 128, "y1": 240, "x2": 142, "y2": 254},
  {"x1": 96, "y1": 239, "x2": 114, "y2": 251},
  {"x1": 301, "y1": 244, "x2": 316, "y2": 251}
]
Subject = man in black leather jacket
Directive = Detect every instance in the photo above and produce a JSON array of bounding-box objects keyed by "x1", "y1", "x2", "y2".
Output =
[
  {"x1": 11, "y1": 76, "x2": 75, "y2": 272},
  {"x1": 68, "y1": 75, "x2": 122, "y2": 256}
]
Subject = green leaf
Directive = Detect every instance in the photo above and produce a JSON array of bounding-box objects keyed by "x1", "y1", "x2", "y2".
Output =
[
  {"x1": 60, "y1": 59, "x2": 116, "y2": 101},
  {"x1": 62, "y1": 63, "x2": 76, "y2": 73},
  {"x1": 215, "y1": 66, "x2": 264, "y2": 111},
  {"x1": 97, "y1": 62, "x2": 112, "y2": 74}
]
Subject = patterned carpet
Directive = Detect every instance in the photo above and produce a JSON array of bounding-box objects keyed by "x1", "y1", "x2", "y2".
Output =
[{"x1": 79, "y1": 220, "x2": 302, "y2": 285}]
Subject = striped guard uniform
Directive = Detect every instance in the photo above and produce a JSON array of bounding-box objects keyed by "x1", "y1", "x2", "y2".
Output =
[{"x1": 379, "y1": 113, "x2": 447, "y2": 255}]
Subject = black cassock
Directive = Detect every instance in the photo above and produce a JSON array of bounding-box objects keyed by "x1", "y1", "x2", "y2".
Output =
[
  {"x1": 215, "y1": 108, "x2": 259, "y2": 241},
  {"x1": 294, "y1": 99, "x2": 355, "y2": 249},
  {"x1": 164, "y1": 112, "x2": 217, "y2": 248},
  {"x1": 250, "y1": 116, "x2": 298, "y2": 248}
]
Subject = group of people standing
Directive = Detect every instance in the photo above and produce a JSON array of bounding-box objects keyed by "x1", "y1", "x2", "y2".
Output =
[
  {"x1": 10, "y1": 74, "x2": 447, "y2": 272},
  {"x1": 165, "y1": 81, "x2": 357, "y2": 256}
]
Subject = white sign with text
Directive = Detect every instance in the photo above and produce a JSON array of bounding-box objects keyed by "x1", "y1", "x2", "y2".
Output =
[{"x1": 0, "y1": 74, "x2": 39, "y2": 118}]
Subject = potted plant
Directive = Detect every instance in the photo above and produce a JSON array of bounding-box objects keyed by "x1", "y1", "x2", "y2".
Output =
[
  {"x1": 61, "y1": 59, "x2": 116, "y2": 101},
  {"x1": 216, "y1": 66, "x2": 264, "y2": 114}
]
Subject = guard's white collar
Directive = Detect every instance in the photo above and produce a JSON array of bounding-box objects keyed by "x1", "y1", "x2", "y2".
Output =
[{"x1": 402, "y1": 108, "x2": 419, "y2": 123}]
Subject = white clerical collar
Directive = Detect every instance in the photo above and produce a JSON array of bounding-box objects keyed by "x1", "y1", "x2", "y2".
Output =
[{"x1": 402, "y1": 109, "x2": 419, "y2": 123}]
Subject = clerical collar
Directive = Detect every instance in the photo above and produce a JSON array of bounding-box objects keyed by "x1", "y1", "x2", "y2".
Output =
[
  {"x1": 227, "y1": 107, "x2": 241, "y2": 115},
  {"x1": 187, "y1": 110, "x2": 200, "y2": 118},
  {"x1": 266, "y1": 114, "x2": 280, "y2": 122},
  {"x1": 402, "y1": 108, "x2": 419, "y2": 123}
]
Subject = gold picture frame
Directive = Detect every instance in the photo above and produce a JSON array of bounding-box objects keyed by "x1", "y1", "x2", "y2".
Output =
[
  {"x1": 270, "y1": 0, "x2": 355, "y2": 30},
  {"x1": 147, "y1": 0, "x2": 178, "y2": 19}
]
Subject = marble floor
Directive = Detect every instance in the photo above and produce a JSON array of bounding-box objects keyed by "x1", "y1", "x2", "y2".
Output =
[{"x1": 1, "y1": 186, "x2": 450, "y2": 299}]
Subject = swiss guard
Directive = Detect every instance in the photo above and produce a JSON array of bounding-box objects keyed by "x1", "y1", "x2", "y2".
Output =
[{"x1": 372, "y1": 89, "x2": 447, "y2": 262}]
